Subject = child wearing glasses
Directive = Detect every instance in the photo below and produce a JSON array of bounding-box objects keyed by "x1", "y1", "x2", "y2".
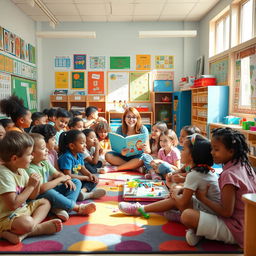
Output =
[
  {"x1": 118, "y1": 134, "x2": 220, "y2": 229},
  {"x1": 104, "y1": 107, "x2": 150, "y2": 172}
]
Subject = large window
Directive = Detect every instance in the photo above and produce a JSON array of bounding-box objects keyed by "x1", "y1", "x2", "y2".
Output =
[
  {"x1": 240, "y1": 0, "x2": 253, "y2": 43},
  {"x1": 215, "y1": 14, "x2": 230, "y2": 54}
]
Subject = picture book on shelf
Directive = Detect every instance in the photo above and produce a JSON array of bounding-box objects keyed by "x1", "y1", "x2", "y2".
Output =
[
  {"x1": 109, "y1": 132, "x2": 147, "y2": 157},
  {"x1": 53, "y1": 89, "x2": 68, "y2": 95}
]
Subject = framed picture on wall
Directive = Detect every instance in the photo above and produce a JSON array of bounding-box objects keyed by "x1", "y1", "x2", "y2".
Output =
[
  {"x1": 73, "y1": 54, "x2": 86, "y2": 70},
  {"x1": 195, "y1": 56, "x2": 204, "y2": 79},
  {"x1": 71, "y1": 71, "x2": 85, "y2": 89},
  {"x1": 0, "y1": 26, "x2": 3, "y2": 50}
]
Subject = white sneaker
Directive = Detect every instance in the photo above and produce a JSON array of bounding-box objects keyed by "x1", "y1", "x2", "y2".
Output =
[
  {"x1": 185, "y1": 229, "x2": 202, "y2": 246},
  {"x1": 51, "y1": 208, "x2": 69, "y2": 222}
]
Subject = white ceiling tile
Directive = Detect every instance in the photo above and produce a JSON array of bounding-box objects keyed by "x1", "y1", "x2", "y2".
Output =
[
  {"x1": 185, "y1": 15, "x2": 201, "y2": 21},
  {"x1": 111, "y1": 4, "x2": 134, "y2": 15},
  {"x1": 166, "y1": 0, "x2": 198, "y2": 3},
  {"x1": 162, "y1": 3, "x2": 195, "y2": 16},
  {"x1": 134, "y1": 0, "x2": 166, "y2": 3},
  {"x1": 56, "y1": 15, "x2": 83, "y2": 21},
  {"x1": 77, "y1": 4, "x2": 107, "y2": 15},
  {"x1": 75, "y1": 0, "x2": 106, "y2": 2},
  {"x1": 188, "y1": 1, "x2": 219, "y2": 18},
  {"x1": 16, "y1": 3, "x2": 45, "y2": 15},
  {"x1": 108, "y1": 15, "x2": 133, "y2": 22},
  {"x1": 134, "y1": 3, "x2": 164, "y2": 15},
  {"x1": 28, "y1": 15, "x2": 49, "y2": 21},
  {"x1": 45, "y1": 3, "x2": 78, "y2": 15},
  {"x1": 133, "y1": 16, "x2": 159, "y2": 21},
  {"x1": 159, "y1": 15, "x2": 187, "y2": 21},
  {"x1": 81, "y1": 15, "x2": 107, "y2": 22},
  {"x1": 11, "y1": 0, "x2": 27, "y2": 3}
]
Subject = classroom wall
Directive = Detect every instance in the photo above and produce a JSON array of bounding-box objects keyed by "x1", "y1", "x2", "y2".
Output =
[
  {"x1": 0, "y1": 0, "x2": 36, "y2": 46},
  {"x1": 199, "y1": 0, "x2": 233, "y2": 74},
  {"x1": 37, "y1": 21, "x2": 200, "y2": 110}
]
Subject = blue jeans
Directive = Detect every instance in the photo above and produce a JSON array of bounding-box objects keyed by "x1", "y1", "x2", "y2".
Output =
[
  {"x1": 84, "y1": 161, "x2": 102, "y2": 174},
  {"x1": 106, "y1": 151, "x2": 142, "y2": 162},
  {"x1": 37, "y1": 178, "x2": 81, "y2": 212},
  {"x1": 81, "y1": 180, "x2": 97, "y2": 192},
  {"x1": 140, "y1": 153, "x2": 154, "y2": 171},
  {"x1": 158, "y1": 162, "x2": 175, "y2": 176}
]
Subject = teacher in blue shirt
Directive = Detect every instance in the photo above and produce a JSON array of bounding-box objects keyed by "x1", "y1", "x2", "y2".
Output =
[{"x1": 104, "y1": 107, "x2": 150, "y2": 172}]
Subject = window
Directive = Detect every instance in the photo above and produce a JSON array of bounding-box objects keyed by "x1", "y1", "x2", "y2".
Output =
[
  {"x1": 240, "y1": 0, "x2": 253, "y2": 43},
  {"x1": 215, "y1": 13, "x2": 230, "y2": 54},
  {"x1": 239, "y1": 56, "x2": 251, "y2": 106}
]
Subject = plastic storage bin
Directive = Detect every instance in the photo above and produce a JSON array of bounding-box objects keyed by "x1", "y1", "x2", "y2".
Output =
[{"x1": 154, "y1": 80, "x2": 173, "y2": 92}]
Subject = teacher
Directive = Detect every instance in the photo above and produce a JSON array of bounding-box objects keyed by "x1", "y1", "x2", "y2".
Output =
[{"x1": 105, "y1": 107, "x2": 150, "y2": 172}]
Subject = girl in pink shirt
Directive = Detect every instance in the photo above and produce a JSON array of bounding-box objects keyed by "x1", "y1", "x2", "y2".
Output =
[
  {"x1": 181, "y1": 127, "x2": 256, "y2": 248},
  {"x1": 145, "y1": 129, "x2": 181, "y2": 180}
]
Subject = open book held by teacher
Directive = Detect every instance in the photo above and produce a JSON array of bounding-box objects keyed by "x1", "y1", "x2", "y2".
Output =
[{"x1": 109, "y1": 132, "x2": 147, "y2": 157}]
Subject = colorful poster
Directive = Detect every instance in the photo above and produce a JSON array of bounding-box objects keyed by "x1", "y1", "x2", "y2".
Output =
[
  {"x1": 0, "y1": 27, "x2": 3, "y2": 50},
  {"x1": 110, "y1": 56, "x2": 130, "y2": 69},
  {"x1": 54, "y1": 56, "x2": 71, "y2": 68},
  {"x1": 5, "y1": 56, "x2": 13, "y2": 73},
  {"x1": 15, "y1": 36, "x2": 20, "y2": 58},
  {"x1": 25, "y1": 43, "x2": 29, "y2": 62},
  {"x1": 152, "y1": 71, "x2": 174, "y2": 81},
  {"x1": 55, "y1": 72, "x2": 69, "y2": 89},
  {"x1": 0, "y1": 73, "x2": 11, "y2": 114},
  {"x1": 130, "y1": 72, "x2": 150, "y2": 102},
  {"x1": 9, "y1": 32, "x2": 15, "y2": 56},
  {"x1": 3, "y1": 29, "x2": 9, "y2": 52},
  {"x1": 88, "y1": 71, "x2": 104, "y2": 94},
  {"x1": 90, "y1": 56, "x2": 106, "y2": 69},
  {"x1": 155, "y1": 55, "x2": 174, "y2": 69},
  {"x1": 250, "y1": 54, "x2": 256, "y2": 109},
  {"x1": 209, "y1": 58, "x2": 228, "y2": 84},
  {"x1": 107, "y1": 71, "x2": 129, "y2": 102},
  {"x1": 71, "y1": 71, "x2": 85, "y2": 89},
  {"x1": 20, "y1": 39, "x2": 25, "y2": 60},
  {"x1": 28, "y1": 44, "x2": 36, "y2": 64},
  {"x1": 73, "y1": 54, "x2": 86, "y2": 70},
  {"x1": 136, "y1": 55, "x2": 151, "y2": 70},
  {"x1": 0, "y1": 55, "x2": 4, "y2": 71}
]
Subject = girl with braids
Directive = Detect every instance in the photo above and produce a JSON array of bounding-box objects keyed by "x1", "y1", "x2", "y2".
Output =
[
  {"x1": 181, "y1": 127, "x2": 256, "y2": 248},
  {"x1": 118, "y1": 134, "x2": 220, "y2": 224},
  {"x1": 58, "y1": 130, "x2": 105, "y2": 202},
  {"x1": 0, "y1": 95, "x2": 32, "y2": 132}
]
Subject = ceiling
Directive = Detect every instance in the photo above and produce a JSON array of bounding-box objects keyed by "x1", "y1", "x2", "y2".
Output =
[{"x1": 11, "y1": 0, "x2": 220, "y2": 23}]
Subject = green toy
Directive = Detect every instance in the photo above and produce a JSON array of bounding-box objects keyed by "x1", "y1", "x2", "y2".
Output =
[{"x1": 138, "y1": 207, "x2": 150, "y2": 219}]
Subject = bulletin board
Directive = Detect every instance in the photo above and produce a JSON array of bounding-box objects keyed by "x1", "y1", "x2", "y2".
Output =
[
  {"x1": 129, "y1": 72, "x2": 150, "y2": 102},
  {"x1": 209, "y1": 57, "x2": 229, "y2": 85},
  {"x1": 11, "y1": 76, "x2": 37, "y2": 112},
  {"x1": 107, "y1": 71, "x2": 129, "y2": 102},
  {"x1": 88, "y1": 71, "x2": 104, "y2": 94}
]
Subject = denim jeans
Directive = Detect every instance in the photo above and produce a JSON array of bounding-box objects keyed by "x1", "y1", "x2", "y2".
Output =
[
  {"x1": 81, "y1": 180, "x2": 97, "y2": 192},
  {"x1": 84, "y1": 161, "x2": 102, "y2": 174},
  {"x1": 37, "y1": 178, "x2": 82, "y2": 211},
  {"x1": 140, "y1": 153, "x2": 154, "y2": 171},
  {"x1": 158, "y1": 162, "x2": 175, "y2": 176}
]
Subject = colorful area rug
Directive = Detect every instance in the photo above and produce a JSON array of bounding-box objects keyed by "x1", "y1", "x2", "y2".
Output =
[{"x1": 0, "y1": 171, "x2": 242, "y2": 254}]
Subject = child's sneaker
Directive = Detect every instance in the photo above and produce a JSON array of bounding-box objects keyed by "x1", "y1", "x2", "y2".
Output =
[
  {"x1": 90, "y1": 188, "x2": 106, "y2": 199},
  {"x1": 144, "y1": 173, "x2": 152, "y2": 179},
  {"x1": 163, "y1": 209, "x2": 181, "y2": 222},
  {"x1": 118, "y1": 202, "x2": 142, "y2": 216},
  {"x1": 151, "y1": 172, "x2": 162, "y2": 180},
  {"x1": 98, "y1": 166, "x2": 118, "y2": 174},
  {"x1": 185, "y1": 229, "x2": 202, "y2": 246},
  {"x1": 78, "y1": 202, "x2": 96, "y2": 215},
  {"x1": 51, "y1": 208, "x2": 69, "y2": 222}
]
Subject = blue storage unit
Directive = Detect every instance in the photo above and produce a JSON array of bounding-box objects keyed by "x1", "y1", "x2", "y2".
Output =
[
  {"x1": 172, "y1": 91, "x2": 191, "y2": 138},
  {"x1": 191, "y1": 86, "x2": 229, "y2": 137},
  {"x1": 153, "y1": 80, "x2": 173, "y2": 92}
]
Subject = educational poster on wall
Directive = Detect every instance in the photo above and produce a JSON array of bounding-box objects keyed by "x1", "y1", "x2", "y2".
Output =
[
  {"x1": 25, "y1": 43, "x2": 29, "y2": 62},
  {"x1": 71, "y1": 71, "x2": 85, "y2": 89},
  {"x1": 73, "y1": 54, "x2": 86, "y2": 70},
  {"x1": 250, "y1": 54, "x2": 256, "y2": 109},
  {"x1": 110, "y1": 56, "x2": 130, "y2": 69},
  {"x1": 88, "y1": 71, "x2": 104, "y2": 94},
  {"x1": 0, "y1": 73, "x2": 11, "y2": 111},
  {"x1": 12, "y1": 76, "x2": 37, "y2": 112},
  {"x1": 20, "y1": 39, "x2": 25, "y2": 60},
  {"x1": 130, "y1": 72, "x2": 150, "y2": 102},
  {"x1": 209, "y1": 58, "x2": 228, "y2": 84},
  {"x1": 54, "y1": 56, "x2": 71, "y2": 68},
  {"x1": 136, "y1": 55, "x2": 151, "y2": 70},
  {"x1": 152, "y1": 71, "x2": 174, "y2": 81},
  {"x1": 3, "y1": 29, "x2": 10, "y2": 52},
  {"x1": 5, "y1": 56, "x2": 13, "y2": 73},
  {"x1": 155, "y1": 55, "x2": 174, "y2": 69},
  {"x1": 0, "y1": 27, "x2": 3, "y2": 50},
  {"x1": 9, "y1": 32, "x2": 15, "y2": 56},
  {"x1": 233, "y1": 60, "x2": 241, "y2": 112},
  {"x1": 28, "y1": 44, "x2": 36, "y2": 64},
  {"x1": 90, "y1": 56, "x2": 106, "y2": 69},
  {"x1": 0, "y1": 55, "x2": 4, "y2": 71},
  {"x1": 55, "y1": 72, "x2": 69, "y2": 89},
  {"x1": 107, "y1": 71, "x2": 129, "y2": 102},
  {"x1": 15, "y1": 36, "x2": 20, "y2": 58}
]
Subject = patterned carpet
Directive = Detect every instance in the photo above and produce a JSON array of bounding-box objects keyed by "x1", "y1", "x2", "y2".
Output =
[{"x1": 0, "y1": 171, "x2": 242, "y2": 254}]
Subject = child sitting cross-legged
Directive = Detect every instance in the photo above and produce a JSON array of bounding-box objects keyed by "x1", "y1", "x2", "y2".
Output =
[
  {"x1": 119, "y1": 134, "x2": 220, "y2": 225},
  {"x1": 0, "y1": 131, "x2": 62, "y2": 244},
  {"x1": 58, "y1": 130, "x2": 106, "y2": 202},
  {"x1": 26, "y1": 133, "x2": 96, "y2": 222}
]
